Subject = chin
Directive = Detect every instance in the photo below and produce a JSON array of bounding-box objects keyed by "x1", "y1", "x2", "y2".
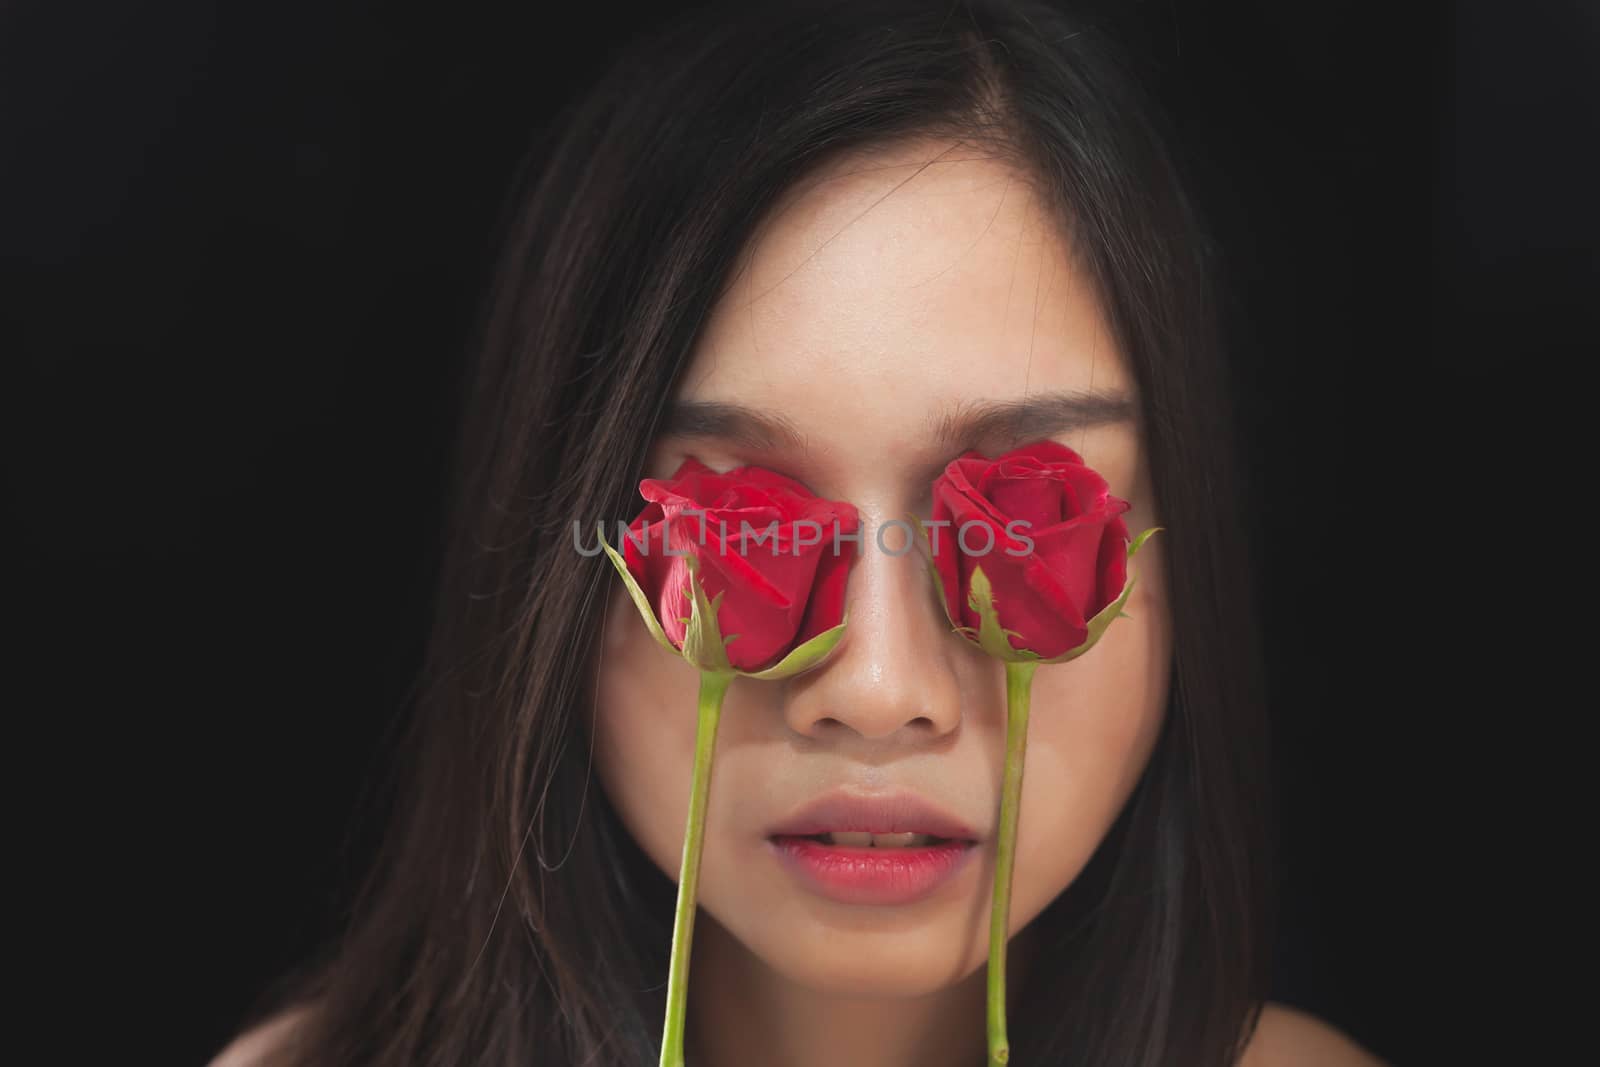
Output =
[{"x1": 735, "y1": 919, "x2": 984, "y2": 998}]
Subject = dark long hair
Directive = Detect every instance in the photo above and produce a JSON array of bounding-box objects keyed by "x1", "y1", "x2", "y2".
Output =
[{"x1": 247, "y1": 1, "x2": 1275, "y2": 1063}]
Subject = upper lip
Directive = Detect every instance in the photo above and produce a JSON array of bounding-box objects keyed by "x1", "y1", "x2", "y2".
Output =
[{"x1": 767, "y1": 788, "x2": 980, "y2": 841}]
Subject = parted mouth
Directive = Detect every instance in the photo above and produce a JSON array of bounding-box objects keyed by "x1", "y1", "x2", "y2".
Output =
[
  {"x1": 779, "y1": 831, "x2": 962, "y2": 848},
  {"x1": 766, "y1": 787, "x2": 981, "y2": 844}
]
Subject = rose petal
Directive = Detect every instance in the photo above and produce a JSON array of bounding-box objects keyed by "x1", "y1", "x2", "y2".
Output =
[
  {"x1": 1093, "y1": 518, "x2": 1131, "y2": 613},
  {"x1": 984, "y1": 469, "x2": 1070, "y2": 529},
  {"x1": 794, "y1": 512, "x2": 858, "y2": 648},
  {"x1": 939, "y1": 456, "x2": 1015, "y2": 530}
]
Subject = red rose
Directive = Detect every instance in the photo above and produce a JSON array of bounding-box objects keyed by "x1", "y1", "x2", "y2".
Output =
[
  {"x1": 617, "y1": 457, "x2": 859, "y2": 673},
  {"x1": 929, "y1": 440, "x2": 1137, "y2": 660},
  {"x1": 602, "y1": 459, "x2": 861, "y2": 1066}
]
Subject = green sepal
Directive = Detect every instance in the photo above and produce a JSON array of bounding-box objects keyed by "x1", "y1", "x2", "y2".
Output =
[
  {"x1": 599, "y1": 527, "x2": 681, "y2": 658},
  {"x1": 1125, "y1": 524, "x2": 1162, "y2": 561},
  {"x1": 605, "y1": 521, "x2": 854, "y2": 680},
  {"x1": 966, "y1": 565, "x2": 1039, "y2": 664},
  {"x1": 681, "y1": 553, "x2": 734, "y2": 673},
  {"x1": 743, "y1": 614, "x2": 849, "y2": 680},
  {"x1": 950, "y1": 524, "x2": 1164, "y2": 665}
]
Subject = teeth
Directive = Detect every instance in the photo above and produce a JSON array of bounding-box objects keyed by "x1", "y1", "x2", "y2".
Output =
[{"x1": 818, "y1": 831, "x2": 939, "y2": 847}]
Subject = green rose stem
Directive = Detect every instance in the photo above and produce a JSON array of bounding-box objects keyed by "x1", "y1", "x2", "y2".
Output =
[
  {"x1": 599, "y1": 531, "x2": 850, "y2": 1067},
  {"x1": 911, "y1": 517, "x2": 1162, "y2": 1067},
  {"x1": 987, "y1": 658, "x2": 1036, "y2": 1066},
  {"x1": 660, "y1": 667, "x2": 733, "y2": 1067}
]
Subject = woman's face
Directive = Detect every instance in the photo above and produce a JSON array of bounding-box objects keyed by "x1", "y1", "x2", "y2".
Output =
[{"x1": 594, "y1": 137, "x2": 1172, "y2": 998}]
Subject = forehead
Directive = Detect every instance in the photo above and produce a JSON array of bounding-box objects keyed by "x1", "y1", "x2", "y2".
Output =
[{"x1": 674, "y1": 136, "x2": 1134, "y2": 467}]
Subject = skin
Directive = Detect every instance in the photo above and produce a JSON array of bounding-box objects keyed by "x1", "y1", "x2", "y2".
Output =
[
  {"x1": 209, "y1": 135, "x2": 1387, "y2": 1067},
  {"x1": 595, "y1": 136, "x2": 1170, "y2": 1067}
]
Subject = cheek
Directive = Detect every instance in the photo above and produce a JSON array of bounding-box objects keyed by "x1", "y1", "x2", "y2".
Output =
[
  {"x1": 593, "y1": 585, "x2": 702, "y2": 880},
  {"x1": 1005, "y1": 552, "x2": 1171, "y2": 925}
]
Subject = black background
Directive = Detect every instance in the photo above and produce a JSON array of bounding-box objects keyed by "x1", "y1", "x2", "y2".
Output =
[{"x1": 5, "y1": 2, "x2": 1591, "y2": 1064}]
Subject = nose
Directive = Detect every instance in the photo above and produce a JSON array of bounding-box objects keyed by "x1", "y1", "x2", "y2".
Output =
[{"x1": 782, "y1": 513, "x2": 964, "y2": 744}]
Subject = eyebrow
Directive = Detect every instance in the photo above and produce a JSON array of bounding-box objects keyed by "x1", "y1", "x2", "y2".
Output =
[
  {"x1": 660, "y1": 398, "x2": 812, "y2": 453},
  {"x1": 661, "y1": 387, "x2": 1136, "y2": 456},
  {"x1": 929, "y1": 387, "x2": 1137, "y2": 449}
]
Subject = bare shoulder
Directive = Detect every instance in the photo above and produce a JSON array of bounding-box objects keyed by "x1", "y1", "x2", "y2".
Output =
[
  {"x1": 1238, "y1": 1001, "x2": 1390, "y2": 1067},
  {"x1": 208, "y1": 1005, "x2": 315, "y2": 1067}
]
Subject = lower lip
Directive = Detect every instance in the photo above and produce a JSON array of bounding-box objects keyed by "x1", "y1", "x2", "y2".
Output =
[{"x1": 767, "y1": 835, "x2": 980, "y2": 905}]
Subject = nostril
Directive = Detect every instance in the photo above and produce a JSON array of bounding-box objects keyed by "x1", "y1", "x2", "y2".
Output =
[{"x1": 814, "y1": 716, "x2": 847, "y2": 731}]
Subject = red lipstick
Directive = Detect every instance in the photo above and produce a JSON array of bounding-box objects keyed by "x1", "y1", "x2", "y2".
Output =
[{"x1": 766, "y1": 789, "x2": 982, "y2": 905}]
